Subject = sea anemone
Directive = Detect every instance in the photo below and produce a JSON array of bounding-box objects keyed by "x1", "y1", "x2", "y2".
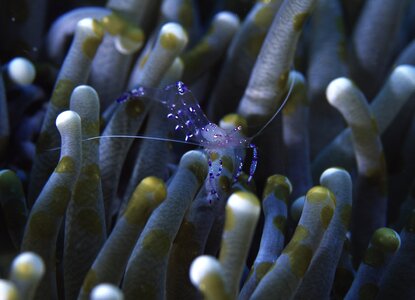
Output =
[{"x1": 1, "y1": 0, "x2": 415, "y2": 299}]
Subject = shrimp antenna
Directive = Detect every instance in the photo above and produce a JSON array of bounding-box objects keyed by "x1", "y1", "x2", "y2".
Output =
[
  {"x1": 85, "y1": 135, "x2": 201, "y2": 146},
  {"x1": 249, "y1": 69, "x2": 296, "y2": 140},
  {"x1": 45, "y1": 134, "x2": 202, "y2": 152}
]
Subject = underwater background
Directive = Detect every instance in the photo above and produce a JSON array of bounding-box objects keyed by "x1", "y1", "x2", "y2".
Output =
[{"x1": 1, "y1": 0, "x2": 415, "y2": 299}]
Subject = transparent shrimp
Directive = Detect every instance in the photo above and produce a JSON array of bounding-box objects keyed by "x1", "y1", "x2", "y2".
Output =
[
  {"x1": 119, "y1": 82, "x2": 251, "y2": 143},
  {"x1": 118, "y1": 81, "x2": 261, "y2": 201}
]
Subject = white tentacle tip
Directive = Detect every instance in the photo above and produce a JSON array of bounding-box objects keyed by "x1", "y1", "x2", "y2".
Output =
[
  {"x1": 159, "y1": 22, "x2": 189, "y2": 51},
  {"x1": 227, "y1": 191, "x2": 260, "y2": 217},
  {"x1": 77, "y1": 17, "x2": 94, "y2": 29},
  {"x1": 320, "y1": 167, "x2": 350, "y2": 182},
  {"x1": 114, "y1": 26, "x2": 144, "y2": 55},
  {"x1": 180, "y1": 150, "x2": 208, "y2": 169},
  {"x1": 161, "y1": 22, "x2": 187, "y2": 38},
  {"x1": 214, "y1": 11, "x2": 240, "y2": 31},
  {"x1": 7, "y1": 57, "x2": 36, "y2": 85},
  {"x1": 56, "y1": 110, "x2": 81, "y2": 133},
  {"x1": 190, "y1": 255, "x2": 223, "y2": 286},
  {"x1": 56, "y1": 110, "x2": 80, "y2": 127},
  {"x1": 392, "y1": 64, "x2": 415, "y2": 85},
  {"x1": 70, "y1": 85, "x2": 100, "y2": 107},
  {"x1": 115, "y1": 35, "x2": 143, "y2": 55},
  {"x1": 326, "y1": 77, "x2": 354, "y2": 104},
  {"x1": 0, "y1": 280, "x2": 19, "y2": 300},
  {"x1": 289, "y1": 70, "x2": 306, "y2": 85},
  {"x1": 11, "y1": 252, "x2": 45, "y2": 280},
  {"x1": 91, "y1": 284, "x2": 124, "y2": 300},
  {"x1": 76, "y1": 18, "x2": 104, "y2": 42},
  {"x1": 72, "y1": 85, "x2": 99, "y2": 99},
  {"x1": 394, "y1": 64, "x2": 415, "y2": 76}
]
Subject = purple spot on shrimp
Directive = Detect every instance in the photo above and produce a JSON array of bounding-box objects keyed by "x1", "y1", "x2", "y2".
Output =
[
  {"x1": 176, "y1": 81, "x2": 189, "y2": 95},
  {"x1": 234, "y1": 155, "x2": 244, "y2": 183},
  {"x1": 216, "y1": 159, "x2": 223, "y2": 177},
  {"x1": 185, "y1": 133, "x2": 193, "y2": 141},
  {"x1": 116, "y1": 92, "x2": 130, "y2": 103},
  {"x1": 248, "y1": 143, "x2": 258, "y2": 182},
  {"x1": 130, "y1": 89, "x2": 138, "y2": 97},
  {"x1": 167, "y1": 113, "x2": 174, "y2": 118}
]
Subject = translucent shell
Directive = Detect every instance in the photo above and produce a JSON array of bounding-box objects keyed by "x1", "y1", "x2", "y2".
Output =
[{"x1": 118, "y1": 81, "x2": 252, "y2": 149}]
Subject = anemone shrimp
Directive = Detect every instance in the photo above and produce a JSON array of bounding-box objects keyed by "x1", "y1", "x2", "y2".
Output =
[{"x1": 111, "y1": 79, "x2": 293, "y2": 201}]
